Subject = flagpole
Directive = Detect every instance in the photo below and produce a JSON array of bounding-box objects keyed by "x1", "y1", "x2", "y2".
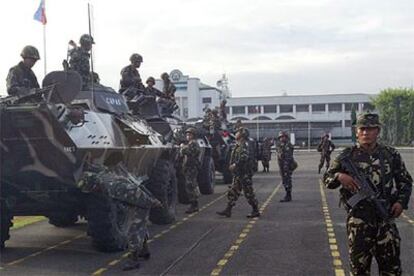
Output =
[{"x1": 43, "y1": 23, "x2": 47, "y2": 76}]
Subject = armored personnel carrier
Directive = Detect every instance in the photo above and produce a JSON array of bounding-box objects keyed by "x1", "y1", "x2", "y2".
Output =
[
  {"x1": 0, "y1": 71, "x2": 175, "y2": 251},
  {"x1": 125, "y1": 91, "x2": 215, "y2": 204}
]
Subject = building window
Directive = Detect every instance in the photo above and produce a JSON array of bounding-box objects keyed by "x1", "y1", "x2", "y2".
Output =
[
  {"x1": 363, "y1": 102, "x2": 375, "y2": 111},
  {"x1": 345, "y1": 120, "x2": 352, "y2": 127},
  {"x1": 345, "y1": 103, "x2": 357, "y2": 111},
  {"x1": 248, "y1": 105, "x2": 260, "y2": 114},
  {"x1": 263, "y1": 105, "x2": 277, "y2": 113},
  {"x1": 312, "y1": 104, "x2": 325, "y2": 112},
  {"x1": 183, "y1": 108, "x2": 188, "y2": 118},
  {"x1": 296, "y1": 104, "x2": 309, "y2": 112},
  {"x1": 202, "y1": 97, "x2": 212, "y2": 104},
  {"x1": 225, "y1": 106, "x2": 230, "y2": 114},
  {"x1": 280, "y1": 105, "x2": 293, "y2": 113},
  {"x1": 328, "y1": 103, "x2": 342, "y2": 112},
  {"x1": 232, "y1": 106, "x2": 245, "y2": 115}
]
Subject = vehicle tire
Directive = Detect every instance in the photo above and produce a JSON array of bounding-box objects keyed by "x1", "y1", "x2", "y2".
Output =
[
  {"x1": 198, "y1": 156, "x2": 215, "y2": 194},
  {"x1": 148, "y1": 159, "x2": 177, "y2": 225},
  {"x1": 0, "y1": 200, "x2": 13, "y2": 249},
  {"x1": 87, "y1": 194, "x2": 132, "y2": 252},
  {"x1": 177, "y1": 169, "x2": 191, "y2": 204},
  {"x1": 48, "y1": 213, "x2": 78, "y2": 227}
]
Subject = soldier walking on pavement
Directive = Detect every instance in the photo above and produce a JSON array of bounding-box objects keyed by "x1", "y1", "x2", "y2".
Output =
[
  {"x1": 180, "y1": 127, "x2": 201, "y2": 214},
  {"x1": 68, "y1": 34, "x2": 94, "y2": 89},
  {"x1": 276, "y1": 131, "x2": 295, "y2": 202},
  {"x1": 261, "y1": 137, "x2": 274, "y2": 172},
  {"x1": 317, "y1": 133, "x2": 335, "y2": 174},
  {"x1": 217, "y1": 127, "x2": 260, "y2": 218},
  {"x1": 323, "y1": 113, "x2": 412, "y2": 276},
  {"x1": 6, "y1": 45, "x2": 40, "y2": 97}
]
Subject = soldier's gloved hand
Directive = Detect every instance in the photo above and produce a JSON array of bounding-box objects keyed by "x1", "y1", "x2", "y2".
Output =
[
  {"x1": 337, "y1": 173, "x2": 360, "y2": 193},
  {"x1": 152, "y1": 199, "x2": 163, "y2": 208},
  {"x1": 229, "y1": 164, "x2": 236, "y2": 172},
  {"x1": 390, "y1": 202, "x2": 403, "y2": 218}
]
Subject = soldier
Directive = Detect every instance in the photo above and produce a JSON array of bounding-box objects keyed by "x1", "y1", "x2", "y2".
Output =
[
  {"x1": 233, "y1": 119, "x2": 243, "y2": 133},
  {"x1": 6, "y1": 45, "x2": 40, "y2": 97},
  {"x1": 180, "y1": 127, "x2": 201, "y2": 214},
  {"x1": 276, "y1": 131, "x2": 295, "y2": 202},
  {"x1": 317, "y1": 133, "x2": 335, "y2": 174},
  {"x1": 323, "y1": 113, "x2": 412, "y2": 276},
  {"x1": 68, "y1": 34, "x2": 94, "y2": 89},
  {"x1": 261, "y1": 137, "x2": 274, "y2": 172},
  {"x1": 79, "y1": 154, "x2": 161, "y2": 271},
  {"x1": 119, "y1": 53, "x2": 145, "y2": 99},
  {"x1": 145, "y1": 77, "x2": 163, "y2": 98},
  {"x1": 219, "y1": 99, "x2": 228, "y2": 123},
  {"x1": 161, "y1": 72, "x2": 176, "y2": 99},
  {"x1": 217, "y1": 127, "x2": 260, "y2": 218}
]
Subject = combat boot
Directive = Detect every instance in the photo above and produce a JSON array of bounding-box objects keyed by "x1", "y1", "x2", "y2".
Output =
[
  {"x1": 122, "y1": 252, "x2": 140, "y2": 271},
  {"x1": 185, "y1": 201, "x2": 199, "y2": 214},
  {"x1": 247, "y1": 205, "x2": 260, "y2": 218},
  {"x1": 216, "y1": 204, "x2": 232, "y2": 217},
  {"x1": 138, "y1": 241, "x2": 151, "y2": 260},
  {"x1": 280, "y1": 191, "x2": 292, "y2": 202}
]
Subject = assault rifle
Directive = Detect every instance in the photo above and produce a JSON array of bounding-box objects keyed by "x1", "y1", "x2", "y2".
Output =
[{"x1": 341, "y1": 156, "x2": 391, "y2": 221}]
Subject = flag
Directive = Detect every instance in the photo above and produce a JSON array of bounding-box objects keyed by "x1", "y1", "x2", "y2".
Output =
[{"x1": 33, "y1": 0, "x2": 47, "y2": 25}]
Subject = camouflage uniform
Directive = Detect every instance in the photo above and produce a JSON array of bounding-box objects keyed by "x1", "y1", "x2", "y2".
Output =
[
  {"x1": 217, "y1": 128, "x2": 259, "y2": 218},
  {"x1": 317, "y1": 135, "x2": 335, "y2": 173},
  {"x1": 261, "y1": 138, "x2": 274, "y2": 172},
  {"x1": 276, "y1": 132, "x2": 295, "y2": 202},
  {"x1": 68, "y1": 48, "x2": 91, "y2": 89},
  {"x1": 323, "y1": 113, "x2": 412, "y2": 276},
  {"x1": 181, "y1": 139, "x2": 201, "y2": 204},
  {"x1": 6, "y1": 61, "x2": 39, "y2": 97},
  {"x1": 119, "y1": 65, "x2": 145, "y2": 94},
  {"x1": 81, "y1": 163, "x2": 158, "y2": 270}
]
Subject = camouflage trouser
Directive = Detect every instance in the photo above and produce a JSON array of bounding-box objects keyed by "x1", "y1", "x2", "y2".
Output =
[
  {"x1": 279, "y1": 161, "x2": 292, "y2": 192},
  {"x1": 262, "y1": 158, "x2": 270, "y2": 170},
  {"x1": 227, "y1": 174, "x2": 258, "y2": 208},
  {"x1": 318, "y1": 153, "x2": 331, "y2": 170},
  {"x1": 128, "y1": 208, "x2": 150, "y2": 258},
  {"x1": 184, "y1": 167, "x2": 199, "y2": 202},
  {"x1": 347, "y1": 216, "x2": 402, "y2": 276}
]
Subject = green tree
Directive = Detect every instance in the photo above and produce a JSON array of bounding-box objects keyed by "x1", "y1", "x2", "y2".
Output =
[{"x1": 372, "y1": 88, "x2": 414, "y2": 145}]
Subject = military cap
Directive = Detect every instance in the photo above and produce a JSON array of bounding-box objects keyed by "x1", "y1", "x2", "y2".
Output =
[
  {"x1": 185, "y1": 127, "x2": 197, "y2": 136},
  {"x1": 79, "y1": 34, "x2": 95, "y2": 45},
  {"x1": 278, "y1": 130, "x2": 288, "y2": 138},
  {"x1": 146, "y1": 76, "x2": 155, "y2": 84},
  {"x1": 130, "y1": 53, "x2": 143, "y2": 63},
  {"x1": 355, "y1": 113, "x2": 381, "y2": 128},
  {"x1": 237, "y1": 127, "x2": 249, "y2": 139},
  {"x1": 20, "y1": 45, "x2": 40, "y2": 60}
]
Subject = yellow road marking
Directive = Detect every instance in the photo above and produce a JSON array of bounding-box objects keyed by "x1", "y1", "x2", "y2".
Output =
[
  {"x1": 92, "y1": 193, "x2": 227, "y2": 275},
  {"x1": 11, "y1": 216, "x2": 46, "y2": 230},
  {"x1": 210, "y1": 184, "x2": 281, "y2": 276},
  {"x1": 319, "y1": 182, "x2": 345, "y2": 274},
  {"x1": 402, "y1": 213, "x2": 414, "y2": 225}
]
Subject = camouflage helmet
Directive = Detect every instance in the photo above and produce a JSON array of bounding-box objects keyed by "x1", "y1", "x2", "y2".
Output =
[
  {"x1": 20, "y1": 45, "x2": 40, "y2": 60},
  {"x1": 185, "y1": 127, "x2": 197, "y2": 136},
  {"x1": 146, "y1": 76, "x2": 155, "y2": 84},
  {"x1": 278, "y1": 131, "x2": 288, "y2": 138},
  {"x1": 130, "y1": 53, "x2": 143, "y2": 63},
  {"x1": 79, "y1": 34, "x2": 95, "y2": 45},
  {"x1": 236, "y1": 127, "x2": 249, "y2": 139},
  {"x1": 355, "y1": 113, "x2": 381, "y2": 128}
]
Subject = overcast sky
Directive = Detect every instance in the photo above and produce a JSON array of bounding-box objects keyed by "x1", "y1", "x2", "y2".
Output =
[{"x1": 1, "y1": 0, "x2": 413, "y2": 97}]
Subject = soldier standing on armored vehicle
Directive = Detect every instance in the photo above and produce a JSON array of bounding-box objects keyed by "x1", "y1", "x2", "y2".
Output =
[
  {"x1": 145, "y1": 76, "x2": 163, "y2": 98},
  {"x1": 157, "y1": 72, "x2": 178, "y2": 113},
  {"x1": 79, "y1": 154, "x2": 161, "y2": 271},
  {"x1": 317, "y1": 133, "x2": 335, "y2": 174},
  {"x1": 276, "y1": 131, "x2": 296, "y2": 202},
  {"x1": 6, "y1": 45, "x2": 40, "y2": 97},
  {"x1": 217, "y1": 127, "x2": 260, "y2": 218},
  {"x1": 323, "y1": 113, "x2": 412, "y2": 276},
  {"x1": 68, "y1": 34, "x2": 94, "y2": 89},
  {"x1": 180, "y1": 127, "x2": 201, "y2": 214},
  {"x1": 119, "y1": 53, "x2": 145, "y2": 99}
]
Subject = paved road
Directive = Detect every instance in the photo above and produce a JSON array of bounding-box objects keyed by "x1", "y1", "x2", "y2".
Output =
[{"x1": 1, "y1": 150, "x2": 413, "y2": 276}]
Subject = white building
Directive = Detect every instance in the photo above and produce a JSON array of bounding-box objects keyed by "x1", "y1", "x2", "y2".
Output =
[{"x1": 157, "y1": 70, "x2": 377, "y2": 144}]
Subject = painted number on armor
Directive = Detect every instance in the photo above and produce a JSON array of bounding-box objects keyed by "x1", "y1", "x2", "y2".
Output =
[
  {"x1": 64, "y1": 146, "x2": 76, "y2": 152},
  {"x1": 105, "y1": 97, "x2": 122, "y2": 106}
]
